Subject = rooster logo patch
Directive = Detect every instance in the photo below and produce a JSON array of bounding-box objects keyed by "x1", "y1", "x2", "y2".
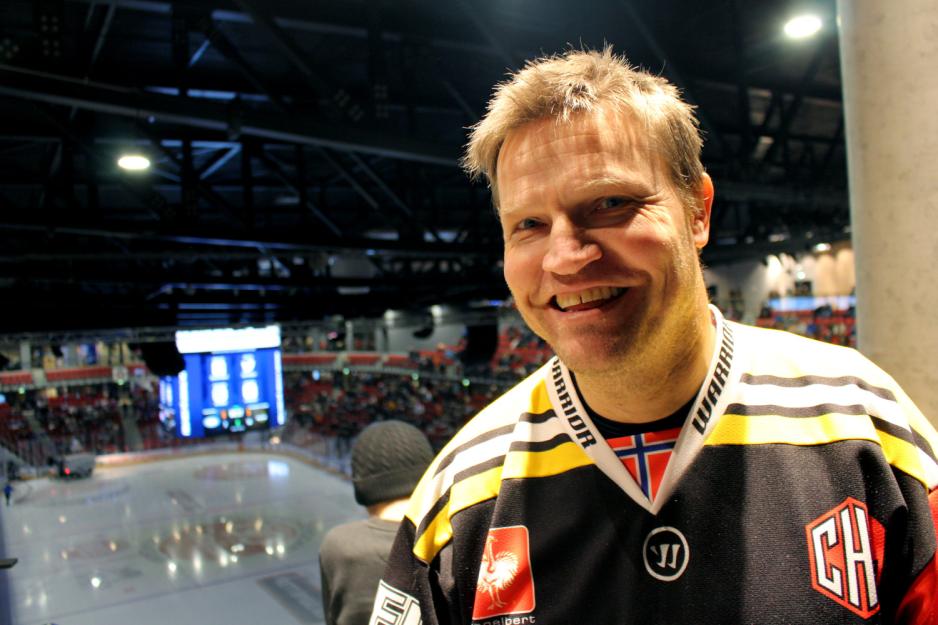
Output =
[{"x1": 471, "y1": 526, "x2": 536, "y2": 620}]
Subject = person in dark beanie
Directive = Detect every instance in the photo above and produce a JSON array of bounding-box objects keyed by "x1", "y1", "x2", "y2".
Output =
[{"x1": 319, "y1": 420, "x2": 434, "y2": 625}]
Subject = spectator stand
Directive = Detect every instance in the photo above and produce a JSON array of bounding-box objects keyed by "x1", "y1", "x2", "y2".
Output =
[
  {"x1": 756, "y1": 306, "x2": 856, "y2": 346},
  {"x1": 1, "y1": 328, "x2": 550, "y2": 478}
]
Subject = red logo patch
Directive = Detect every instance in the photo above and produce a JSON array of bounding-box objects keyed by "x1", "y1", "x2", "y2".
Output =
[
  {"x1": 471, "y1": 526, "x2": 536, "y2": 620},
  {"x1": 806, "y1": 497, "x2": 885, "y2": 619}
]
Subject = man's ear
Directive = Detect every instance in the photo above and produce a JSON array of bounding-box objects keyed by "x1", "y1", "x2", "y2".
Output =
[{"x1": 691, "y1": 173, "x2": 714, "y2": 249}]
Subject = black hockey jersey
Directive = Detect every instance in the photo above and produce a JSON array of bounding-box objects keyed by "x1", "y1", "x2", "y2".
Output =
[{"x1": 371, "y1": 308, "x2": 938, "y2": 625}]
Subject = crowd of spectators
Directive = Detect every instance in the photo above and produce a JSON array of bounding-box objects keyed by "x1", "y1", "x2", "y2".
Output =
[
  {"x1": 0, "y1": 324, "x2": 553, "y2": 469},
  {"x1": 2, "y1": 311, "x2": 859, "y2": 467},
  {"x1": 491, "y1": 325, "x2": 553, "y2": 379},
  {"x1": 284, "y1": 371, "x2": 507, "y2": 451},
  {"x1": 755, "y1": 305, "x2": 856, "y2": 347},
  {"x1": 0, "y1": 401, "x2": 29, "y2": 455},
  {"x1": 279, "y1": 326, "x2": 550, "y2": 461},
  {"x1": 0, "y1": 383, "x2": 146, "y2": 467},
  {"x1": 0, "y1": 372, "x2": 511, "y2": 470},
  {"x1": 0, "y1": 313, "x2": 857, "y2": 468}
]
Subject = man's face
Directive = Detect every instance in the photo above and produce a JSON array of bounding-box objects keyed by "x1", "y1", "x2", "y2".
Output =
[{"x1": 497, "y1": 109, "x2": 713, "y2": 376}]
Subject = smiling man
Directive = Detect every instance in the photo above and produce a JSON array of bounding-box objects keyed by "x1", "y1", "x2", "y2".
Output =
[
  {"x1": 496, "y1": 106, "x2": 714, "y2": 425},
  {"x1": 370, "y1": 48, "x2": 938, "y2": 625}
]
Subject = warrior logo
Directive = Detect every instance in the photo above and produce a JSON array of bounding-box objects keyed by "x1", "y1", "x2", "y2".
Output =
[
  {"x1": 471, "y1": 526, "x2": 536, "y2": 620},
  {"x1": 806, "y1": 498, "x2": 884, "y2": 619},
  {"x1": 643, "y1": 526, "x2": 690, "y2": 581}
]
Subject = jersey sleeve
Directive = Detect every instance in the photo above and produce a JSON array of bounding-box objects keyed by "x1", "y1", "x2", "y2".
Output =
[
  {"x1": 932, "y1": 487, "x2": 938, "y2": 540},
  {"x1": 894, "y1": 488, "x2": 938, "y2": 625},
  {"x1": 869, "y1": 366, "x2": 938, "y2": 624},
  {"x1": 369, "y1": 518, "x2": 444, "y2": 625}
]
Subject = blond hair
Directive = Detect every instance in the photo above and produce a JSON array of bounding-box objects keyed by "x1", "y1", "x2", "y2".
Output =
[{"x1": 462, "y1": 47, "x2": 705, "y2": 213}]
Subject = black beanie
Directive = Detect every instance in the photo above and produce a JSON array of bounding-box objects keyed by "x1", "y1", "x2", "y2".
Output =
[{"x1": 351, "y1": 420, "x2": 435, "y2": 506}]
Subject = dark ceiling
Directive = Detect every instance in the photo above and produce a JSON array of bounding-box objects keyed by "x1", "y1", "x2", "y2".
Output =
[{"x1": 0, "y1": 0, "x2": 846, "y2": 333}]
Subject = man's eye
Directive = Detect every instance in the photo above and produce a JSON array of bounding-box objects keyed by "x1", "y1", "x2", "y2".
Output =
[
  {"x1": 599, "y1": 196, "x2": 631, "y2": 210},
  {"x1": 516, "y1": 217, "x2": 542, "y2": 231}
]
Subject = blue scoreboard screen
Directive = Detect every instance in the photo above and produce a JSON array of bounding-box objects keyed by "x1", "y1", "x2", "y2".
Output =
[{"x1": 159, "y1": 325, "x2": 286, "y2": 438}]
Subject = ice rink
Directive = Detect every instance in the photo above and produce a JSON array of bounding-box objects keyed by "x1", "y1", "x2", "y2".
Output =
[{"x1": 0, "y1": 451, "x2": 362, "y2": 625}]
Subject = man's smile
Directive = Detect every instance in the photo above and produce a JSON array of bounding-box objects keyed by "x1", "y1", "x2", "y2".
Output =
[{"x1": 552, "y1": 286, "x2": 626, "y2": 311}]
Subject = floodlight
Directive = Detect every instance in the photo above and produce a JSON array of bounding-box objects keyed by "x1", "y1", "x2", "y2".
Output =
[
  {"x1": 784, "y1": 14, "x2": 822, "y2": 39},
  {"x1": 117, "y1": 154, "x2": 151, "y2": 171}
]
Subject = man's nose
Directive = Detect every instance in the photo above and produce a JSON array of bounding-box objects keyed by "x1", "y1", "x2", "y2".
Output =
[{"x1": 541, "y1": 227, "x2": 602, "y2": 275}]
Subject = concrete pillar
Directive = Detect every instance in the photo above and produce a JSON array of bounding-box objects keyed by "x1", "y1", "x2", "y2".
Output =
[
  {"x1": 344, "y1": 320, "x2": 354, "y2": 352},
  {"x1": 64, "y1": 344, "x2": 78, "y2": 367},
  {"x1": 18, "y1": 341, "x2": 30, "y2": 370},
  {"x1": 838, "y1": 0, "x2": 938, "y2": 425}
]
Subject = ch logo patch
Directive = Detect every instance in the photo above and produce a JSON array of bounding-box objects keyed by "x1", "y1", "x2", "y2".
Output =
[
  {"x1": 643, "y1": 526, "x2": 689, "y2": 581},
  {"x1": 471, "y1": 526, "x2": 536, "y2": 620},
  {"x1": 806, "y1": 497, "x2": 884, "y2": 619}
]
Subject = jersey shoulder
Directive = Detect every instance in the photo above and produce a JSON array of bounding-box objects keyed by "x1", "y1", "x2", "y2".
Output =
[
  {"x1": 403, "y1": 361, "x2": 590, "y2": 563},
  {"x1": 406, "y1": 361, "x2": 553, "y2": 514},
  {"x1": 733, "y1": 321, "x2": 873, "y2": 376},
  {"x1": 722, "y1": 321, "x2": 938, "y2": 489}
]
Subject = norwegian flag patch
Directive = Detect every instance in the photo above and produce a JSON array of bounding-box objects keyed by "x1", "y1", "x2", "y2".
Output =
[{"x1": 608, "y1": 426, "x2": 681, "y2": 500}]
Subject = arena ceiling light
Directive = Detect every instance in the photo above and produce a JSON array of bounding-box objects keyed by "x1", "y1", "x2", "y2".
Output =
[
  {"x1": 784, "y1": 14, "x2": 823, "y2": 39},
  {"x1": 117, "y1": 154, "x2": 151, "y2": 171}
]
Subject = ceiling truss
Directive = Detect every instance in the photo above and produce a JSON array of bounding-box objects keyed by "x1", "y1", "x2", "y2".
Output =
[{"x1": 0, "y1": 0, "x2": 848, "y2": 332}]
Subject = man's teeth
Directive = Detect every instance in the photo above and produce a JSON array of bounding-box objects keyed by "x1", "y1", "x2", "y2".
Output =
[{"x1": 555, "y1": 287, "x2": 624, "y2": 310}]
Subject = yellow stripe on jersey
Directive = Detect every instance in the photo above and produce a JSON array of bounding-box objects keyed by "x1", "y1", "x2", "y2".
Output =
[
  {"x1": 876, "y1": 429, "x2": 932, "y2": 488},
  {"x1": 529, "y1": 381, "x2": 554, "y2": 415},
  {"x1": 414, "y1": 464, "x2": 503, "y2": 562},
  {"x1": 707, "y1": 413, "x2": 878, "y2": 446},
  {"x1": 707, "y1": 412, "x2": 932, "y2": 487},
  {"x1": 895, "y1": 389, "x2": 938, "y2": 465},
  {"x1": 412, "y1": 441, "x2": 593, "y2": 563},
  {"x1": 405, "y1": 375, "x2": 553, "y2": 527},
  {"x1": 502, "y1": 441, "x2": 593, "y2": 480}
]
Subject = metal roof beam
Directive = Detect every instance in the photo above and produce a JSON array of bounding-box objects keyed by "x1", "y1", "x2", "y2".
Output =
[
  {"x1": 814, "y1": 115, "x2": 845, "y2": 185},
  {"x1": 455, "y1": 0, "x2": 518, "y2": 69},
  {"x1": 619, "y1": 0, "x2": 729, "y2": 159},
  {"x1": 0, "y1": 221, "x2": 489, "y2": 258},
  {"x1": 254, "y1": 149, "x2": 344, "y2": 238},
  {"x1": 759, "y1": 38, "x2": 830, "y2": 172},
  {"x1": 137, "y1": 124, "x2": 245, "y2": 227},
  {"x1": 311, "y1": 148, "x2": 439, "y2": 241},
  {"x1": 197, "y1": 144, "x2": 241, "y2": 180},
  {"x1": 717, "y1": 181, "x2": 845, "y2": 208},
  {"x1": 345, "y1": 152, "x2": 443, "y2": 243},
  {"x1": 730, "y1": 0, "x2": 752, "y2": 170},
  {"x1": 229, "y1": 0, "x2": 365, "y2": 123},
  {"x1": 0, "y1": 64, "x2": 458, "y2": 166}
]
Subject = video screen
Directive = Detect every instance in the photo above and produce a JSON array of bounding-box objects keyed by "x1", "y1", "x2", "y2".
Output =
[
  {"x1": 158, "y1": 376, "x2": 178, "y2": 431},
  {"x1": 159, "y1": 325, "x2": 286, "y2": 438}
]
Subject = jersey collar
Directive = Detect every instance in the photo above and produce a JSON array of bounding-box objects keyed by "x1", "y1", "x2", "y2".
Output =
[{"x1": 545, "y1": 304, "x2": 739, "y2": 513}]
